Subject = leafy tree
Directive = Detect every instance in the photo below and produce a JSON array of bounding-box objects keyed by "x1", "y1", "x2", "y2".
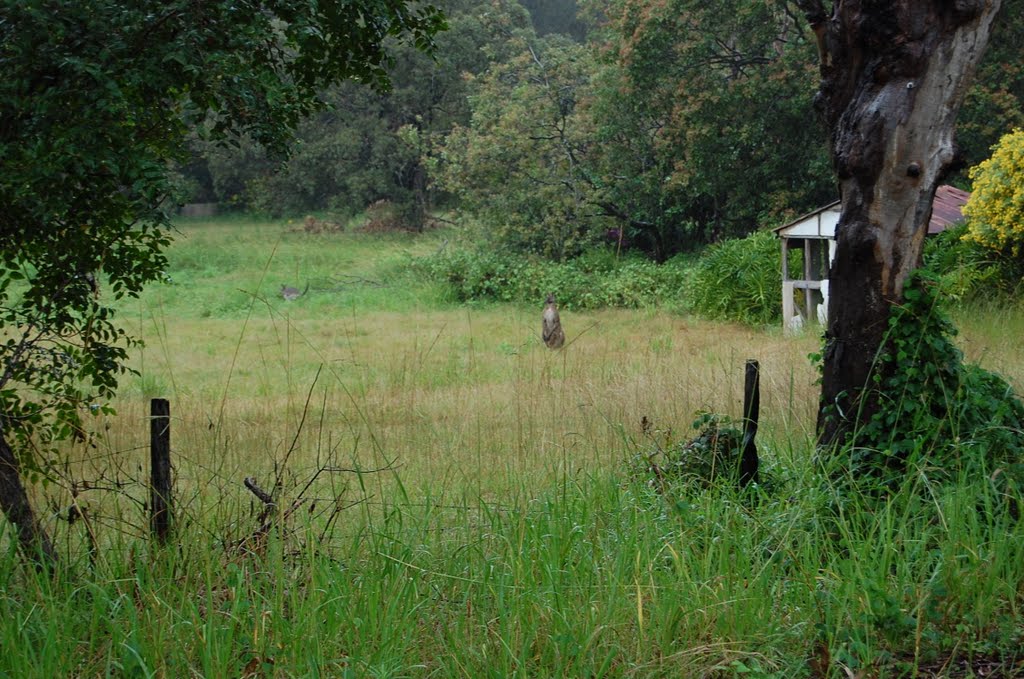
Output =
[
  {"x1": 191, "y1": 0, "x2": 528, "y2": 227},
  {"x1": 583, "y1": 0, "x2": 836, "y2": 249},
  {"x1": 0, "y1": 0, "x2": 444, "y2": 566},
  {"x1": 963, "y1": 128, "x2": 1024, "y2": 256},
  {"x1": 957, "y1": 0, "x2": 1024, "y2": 172},
  {"x1": 436, "y1": 33, "x2": 605, "y2": 260},
  {"x1": 441, "y1": 0, "x2": 839, "y2": 261},
  {"x1": 440, "y1": 0, "x2": 839, "y2": 259}
]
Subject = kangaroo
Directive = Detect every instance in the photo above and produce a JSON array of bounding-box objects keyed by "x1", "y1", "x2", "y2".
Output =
[
  {"x1": 542, "y1": 293, "x2": 565, "y2": 349},
  {"x1": 280, "y1": 282, "x2": 310, "y2": 301}
]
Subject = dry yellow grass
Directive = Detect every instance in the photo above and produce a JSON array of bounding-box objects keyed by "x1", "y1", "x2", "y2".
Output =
[
  {"x1": 42, "y1": 219, "x2": 1024, "y2": 525},
  {"x1": 81, "y1": 305, "x2": 819, "y2": 503},
  {"x1": 75, "y1": 291, "x2": 1021, "y2": 506}
]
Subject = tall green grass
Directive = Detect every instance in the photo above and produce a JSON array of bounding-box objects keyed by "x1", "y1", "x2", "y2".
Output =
[
  {"x1": 1, "y1": 217, "x2": 1022, "y2": 676},
  {"x1": 3, "y1": 464, "x2": 1021, "y2": 676}
]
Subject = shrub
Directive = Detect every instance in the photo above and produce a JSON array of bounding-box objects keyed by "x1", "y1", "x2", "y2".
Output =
[
  {"x1": 923, "y1": 223, "x2": 1023, "y2": 301},
  {"x1": 963, "y1": 128, "x2": 1024, "y2": 256},
  {"x1": 415, "y1": 247, "x2": 691, "y2": 310},
  {"x1": 688, "y1": 230, "x2": 781, "y2": 325}
]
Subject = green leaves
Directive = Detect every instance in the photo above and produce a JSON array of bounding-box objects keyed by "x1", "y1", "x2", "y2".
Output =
[
  {"x1": 417, "y1": 246, "x2": 688, "y2": 310},
  {"x1": 688, "y1": 230, "x2": 782, "y2": 326},
  {"x1": 436, "y1": 34, "x2": 603, "y2": 259},
  {"x1": 842, "y1": 271, "x2": 1024, "y2": 489},
  {"x1": 0, "y1": 0, "x2": 445, "y2": 472}
]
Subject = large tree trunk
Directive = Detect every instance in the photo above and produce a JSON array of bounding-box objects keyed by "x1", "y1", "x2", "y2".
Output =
[
  {"x1": 0, "y1": 429, "x2": 56, "y2": 569},
  {"x1": 797, "y1": 1, "x2": 1002, "y2": 448}
]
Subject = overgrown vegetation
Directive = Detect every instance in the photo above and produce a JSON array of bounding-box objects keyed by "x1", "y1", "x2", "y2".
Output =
[
  {"x1": 416, "y1": 246, "x2": 690, "y2": 309},
  {"x1": 416, "y1": 227, "x2": 785, "y2": 326},
  {"x1": 3, "y1": 465, "x2": 1022, "y2": 677},
  {"x1": 0, "y1": 220, "x2": 1021, "y2": 676},
  {"x1": 819, "y1": 272, "x2": 1024, "y2": 500},
  {"x1": 5, "y1": 0, "x2": 1024, "y2": 672}
]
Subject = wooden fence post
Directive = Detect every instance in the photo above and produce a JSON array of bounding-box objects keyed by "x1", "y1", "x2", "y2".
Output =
[
  {"x1": 150, "y1": 398, "x2": 172, "y2": 543},
  {"x1": 740, "y1": 360, "x2": 760, "y2": 486}
]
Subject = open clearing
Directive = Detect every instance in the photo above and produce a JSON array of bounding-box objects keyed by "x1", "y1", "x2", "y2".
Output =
[{"x1": 93, "y1": 219, "x2": 1024, "y2": 500}]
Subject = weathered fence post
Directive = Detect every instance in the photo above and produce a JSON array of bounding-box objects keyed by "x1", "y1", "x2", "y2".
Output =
[
  {"x1": 150, "y1": 398, "x2": 172, "y2": 543},
  {"x1": 740, "y1": 360, "x2": 760, "y2": 486}
]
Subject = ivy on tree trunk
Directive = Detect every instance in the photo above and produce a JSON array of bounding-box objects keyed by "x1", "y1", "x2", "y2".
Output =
[{"x1": 795, "y1": 0, "x2": 1003, "y2": 448}]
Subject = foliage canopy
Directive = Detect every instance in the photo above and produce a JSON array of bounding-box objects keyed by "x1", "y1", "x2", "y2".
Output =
[
  {"x1": 193, "y1": 0, "x2": 522, "y2": 225},
  {"x1": 178, "y1": 0, "x2": 1024, "y2": 266}
]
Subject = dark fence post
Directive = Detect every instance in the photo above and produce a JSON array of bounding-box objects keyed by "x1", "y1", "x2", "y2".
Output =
[
  {"x1": 740, "y1": 360, "x2": 760, "y2": 486},
  {"x1": 150, "y1": 398, "x2": 172, "y2": 543}
]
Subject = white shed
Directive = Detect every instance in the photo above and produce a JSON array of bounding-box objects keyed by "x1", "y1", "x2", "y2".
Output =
[{"x1": 773, "y1": 185, "x2": 970, "y2": 331}]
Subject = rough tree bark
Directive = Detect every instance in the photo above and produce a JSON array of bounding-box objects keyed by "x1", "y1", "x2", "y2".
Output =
[
  {"x1": 795, "y1": 0, "x2": 1002, "y2": 448},
  {"x1": 0, "y1": 428, "x2": 56, "y2": 569}
]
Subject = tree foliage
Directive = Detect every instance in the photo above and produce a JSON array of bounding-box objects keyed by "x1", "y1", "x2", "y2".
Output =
[
  {"x1": 0, "y1": 0, "x2": 444, "y2": 562},
  {"x1": 436, "y1": 34, "x2": 604, "y2": 259},
  {"x1": 190, "y1": 0, "x2": 526, "y2": 226},
  {"x1": 963, "y1": 128, "x2": 1024, "y2": 256},
  {"x1": 443, "y1": 0, "x2": 839, "y2": 259},
  {"x1": 521, "y1": 0, "x2": 587, "y2": 41},
  {"x1": 586, "y1": 0, "x2": 836, "y2": 245},
  {"x1": 176, "y1": 0, "x2": 1024, "y2": 265},
  {"x1": 956, "y1": 0, "x2": 1024, "y2": 172}
]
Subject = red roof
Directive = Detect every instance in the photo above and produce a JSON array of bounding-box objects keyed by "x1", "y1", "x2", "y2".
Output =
[{"x1": 928, "y1": 184, "x2": 970, "y2": 234}]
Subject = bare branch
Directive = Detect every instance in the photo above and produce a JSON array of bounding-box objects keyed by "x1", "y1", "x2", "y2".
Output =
[{"x1": 244, "y1": 477, "x2": 275, "y2": 507}]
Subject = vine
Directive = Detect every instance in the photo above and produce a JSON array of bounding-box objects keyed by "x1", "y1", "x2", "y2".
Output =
[{"x1": 828, "y1": 271, "x2": 1024, "y2": 494}]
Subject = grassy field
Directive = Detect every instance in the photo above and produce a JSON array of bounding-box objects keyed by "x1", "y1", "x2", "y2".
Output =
[{"x1": 1, "y1": 217, "x2": 1023, "y2": 677}]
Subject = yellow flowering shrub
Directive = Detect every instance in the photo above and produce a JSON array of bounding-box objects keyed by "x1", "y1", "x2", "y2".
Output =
[{"x1": 963, "y1": 128, "x2": 1024, "y2": 256}]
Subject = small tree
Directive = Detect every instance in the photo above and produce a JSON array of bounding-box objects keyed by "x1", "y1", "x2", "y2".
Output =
[
  {"x1": 0, "y1": 0, "x2": 444, "y2": 567},
  {"x1": 436, "y1": 33, "x2": 604, "y2": 260},
  {"x1": 963, "y1": 128, "x2": 1024, "y2": 256}
]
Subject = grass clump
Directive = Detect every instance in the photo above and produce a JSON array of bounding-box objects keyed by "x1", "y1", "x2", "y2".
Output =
[{"x1": 4, "y1": 462, "x2": 1024, "y2": 677}]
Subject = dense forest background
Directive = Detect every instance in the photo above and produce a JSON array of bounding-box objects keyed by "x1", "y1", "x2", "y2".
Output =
[{"x1": 177, "y1": 0, "x2": 1024, "y2": 262}]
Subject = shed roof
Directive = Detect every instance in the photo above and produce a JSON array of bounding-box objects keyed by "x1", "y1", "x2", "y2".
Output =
[
  {"x1": 773, "y1": 184, "x2": 970, "y2": 238},
  {"x1": 929, "y1": 185, "x2": 971, "y2": 233}
]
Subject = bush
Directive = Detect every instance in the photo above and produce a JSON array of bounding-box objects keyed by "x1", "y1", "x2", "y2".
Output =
[
  {"x1": 923, "y1": 223, "x2": 1023, "y2": 301},
  {"x1": 688, "y1": 230, "x2": 781, "y2": 325},
  {"x1": 963, "y1": 128, "x2": 1024, "y2": 256},
  {"x1": 415, "y1": 247, "x2": 691, "y2": 310}
]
